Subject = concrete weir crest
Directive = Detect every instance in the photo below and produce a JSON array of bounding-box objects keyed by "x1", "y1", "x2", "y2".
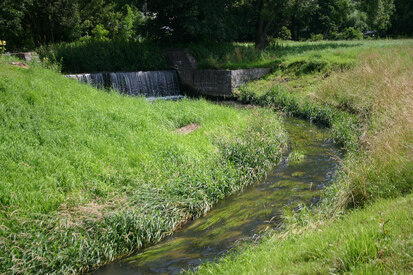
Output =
[{"x1": 166, "y1": 49, "x2": 270, "y2": 98}]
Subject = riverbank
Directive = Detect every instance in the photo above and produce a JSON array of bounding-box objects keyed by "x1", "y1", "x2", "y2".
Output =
[
  {"x1": 193, "y1": 43, "x2": 413, "y2": 273},
  {"x1": 0, "y1": 57, "x2": 288, "y2": 273}
]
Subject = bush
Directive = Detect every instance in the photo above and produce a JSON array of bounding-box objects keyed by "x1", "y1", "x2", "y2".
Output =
[
  {"x1": 342, "y1": 27, "x2": 363, "y2": 40},
  {"x1": 309, "y1": 33, "x2": 324, "y2": 42},
  {"x1": 328, "y1": 28, "x2": 363, "y2": 40},
  {"x1": 0, "y1": 40, "x2": 6, "y2": 54},
  {"x1": 38, "y1": 40, "x2": 169, "y2": 73},
  {"x1": 267, "y1": 38, "x2": 284, "y2": 51},
  {"x1": 277, "y1": 27, "x2": 292, "y2": 40}
]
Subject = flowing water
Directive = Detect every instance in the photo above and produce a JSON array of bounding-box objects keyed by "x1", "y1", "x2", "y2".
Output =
[
  {"x1": 94, "y1": 117, "x2": 341, "y2": 275},
  {"x1": 66, "y1": 71, "x2": 181, "y2": 97}
]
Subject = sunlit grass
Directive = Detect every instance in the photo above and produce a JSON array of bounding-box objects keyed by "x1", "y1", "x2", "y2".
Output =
[
  {"x1": 0, "y1": 57, "x2": 287, "y2": 273},
  {"x1": 189, "y1": 39, "x2": 413, "y2": 70},
  {"x1": 194, "y1": 194, "x2": 413, "y2": 274}
]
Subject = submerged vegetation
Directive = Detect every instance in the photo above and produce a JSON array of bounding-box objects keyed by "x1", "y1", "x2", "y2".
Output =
[
  {"x1": 193, "y1": 42, "x2": 413, "y2": 273},
  {"x1": 0, "y1": 57, "x2": 288, "y2": 273}
]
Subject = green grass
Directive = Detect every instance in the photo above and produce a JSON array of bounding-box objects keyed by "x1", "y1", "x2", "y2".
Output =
[
  {"x1": 193, "y1": 41, "x2": 413, "y2": 274},
  {"x1": 0, "y1": 57, "x2": 288, "y2": 273},
  {"x1": 194, "y1": 194, "x2": 413, "y2": 274},
  {"x1": 189, "y1": 40, "x2": 412, "y2": 70}
]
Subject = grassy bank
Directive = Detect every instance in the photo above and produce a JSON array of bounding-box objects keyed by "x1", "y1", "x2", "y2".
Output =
[
  {"x1": 193, "y1": 42, "x2": 413, "y2": 273},
  {"x1": 195, "y1": 194, "x2": 413, "y2": 274},
  {"x1": 0, "y1": 57, "x2": 288, "y2": 273}
]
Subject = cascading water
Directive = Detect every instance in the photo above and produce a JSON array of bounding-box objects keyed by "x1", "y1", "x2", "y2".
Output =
[{"x1": 66, "y1": 71, "x2": 181, "y2": 97}]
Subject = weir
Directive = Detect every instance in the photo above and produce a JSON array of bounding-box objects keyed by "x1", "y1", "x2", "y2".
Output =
[{"x1": 66, "y1": 71, "x2": 181, "y2": 97}]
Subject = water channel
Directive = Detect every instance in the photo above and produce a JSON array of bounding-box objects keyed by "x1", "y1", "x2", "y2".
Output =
[{"x1": 94, "y1": 117, "x2": 341, "y2": 275}]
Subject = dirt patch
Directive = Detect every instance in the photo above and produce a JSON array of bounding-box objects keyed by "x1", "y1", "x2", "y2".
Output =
[
  {"x1": 175, "y1": 123, "x2": 200, "y2": 134},
  {"x1": 11, "y1": 61, "x2": 29, "y2": 69}
]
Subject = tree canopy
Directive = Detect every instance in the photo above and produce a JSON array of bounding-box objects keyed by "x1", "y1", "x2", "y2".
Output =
[{"x1": 0, "y1": 0, "x2": 410, "y2": 51}]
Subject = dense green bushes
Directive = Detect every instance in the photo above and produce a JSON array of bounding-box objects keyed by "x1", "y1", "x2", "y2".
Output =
[{"x1": 38, "y1": 40, "x2": 170, "y2": 73}]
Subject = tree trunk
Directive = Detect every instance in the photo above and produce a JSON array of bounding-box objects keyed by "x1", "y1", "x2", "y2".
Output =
[
  {"x1": 255, "y1": 0, "x2": 266, "y2": 49},
  {"x1": 254, "y1": 0, "x2": 276, "y2": 49}
]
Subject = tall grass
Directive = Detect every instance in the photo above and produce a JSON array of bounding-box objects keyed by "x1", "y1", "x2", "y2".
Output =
[
  {"x1": 0, "y1": 57, "x2": 287, "y2": 273},
  {"x1": 236, "y1": 43, "x2": 413, "y2": 211},
  {"x1": 194, "y1": 42, "x2": 413, "y2": 274},
  {"x1": 194, "y1": 195, "x2": 413, "y2": 274},
  {"x1": 320, "y1": 46, "x2": 413, "y2": 213}
]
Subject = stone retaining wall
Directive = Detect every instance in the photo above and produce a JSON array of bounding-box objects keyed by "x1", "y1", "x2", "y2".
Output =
[{"x1": 177, "y1": 68, "x2": 270, "y2": 98}]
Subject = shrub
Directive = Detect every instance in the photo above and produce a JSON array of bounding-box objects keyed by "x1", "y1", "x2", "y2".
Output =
[
  {"x1": 267, "y1": 38, "x2": 284, "y2": 51},
  {"x1": 0, "y1": 40, "x2": 6, "y2": 54},
  {"x1": 38, "y1": 40, "x2": 169, "y2": 73},
  {"x1": 342, "y1": 27, "x2": 363, "y2": 40},
  {"x1": 277, "y1": 27, "x2": 292, "y2": 40},
  {"x1": 309, "y1": 33, "x2": 324, "y2": 42}
]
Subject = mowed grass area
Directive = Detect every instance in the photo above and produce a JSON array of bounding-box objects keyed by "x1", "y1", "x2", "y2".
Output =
[
  {"x1": 0, "y1": 58, "x2": 288, "y2": 273},
  {"x1": 193, "y1": 42, "x2": 413, "y2": 273}
]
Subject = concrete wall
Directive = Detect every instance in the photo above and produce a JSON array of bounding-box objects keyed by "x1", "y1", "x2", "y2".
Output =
[{"x1": 177, "y1": 68, "x2": 270, "y2": 98}]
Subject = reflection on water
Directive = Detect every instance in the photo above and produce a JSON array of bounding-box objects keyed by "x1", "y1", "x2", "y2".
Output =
[{"x1": 94, "y1": 117, "x2": 341, "y2": 275}]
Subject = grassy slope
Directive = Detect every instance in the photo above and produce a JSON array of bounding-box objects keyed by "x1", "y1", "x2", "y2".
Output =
[
  {"x1": 196, "y1": 194, "x2": 413, "y2": 274},
  {"x1": 0, "y1": 58, "x2": 287, "y2": 273},
  {"x1": 194, "y1": 41, "x2": 413, "y2": 273}
]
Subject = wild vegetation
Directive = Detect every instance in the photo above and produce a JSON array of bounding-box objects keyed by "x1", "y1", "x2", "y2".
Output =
[
  {"x1": 193, "y1": 42, "x2": 413, "y2": 273},
  {"x1": 0, "y1": 57, "x2": 288, "y2": 273}
]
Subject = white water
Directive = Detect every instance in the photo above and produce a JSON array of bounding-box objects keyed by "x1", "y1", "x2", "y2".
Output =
[{"x1": 66, "y1": 71, "x2": 181, "y2": 97}]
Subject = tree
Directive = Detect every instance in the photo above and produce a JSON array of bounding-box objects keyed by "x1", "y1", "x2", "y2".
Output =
[
  {"x1": 357, "y1": 0, "x2": 394, "y2": 31},
  {"x1": 144, "y1": 0, "x2": 237, "y2": 42},
  {"x1": 254, "y1": 0, "x2": 295, "y2": 49},
  {"x1": 0, "y1": 0, "x2": 29, "y2": 50},
  {"x1": 389, "y1": 0, "x2": 413, "y2": 36}
]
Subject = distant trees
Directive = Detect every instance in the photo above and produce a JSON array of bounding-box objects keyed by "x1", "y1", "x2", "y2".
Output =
[
  {"x1": 144, "y1": 0, "x2": 236, "y2": 42},
  {"x1": 389, "y1": 0, "x2": 413, "y2": 36},
  {"x1": 0, "y1": 0, "x2": 410, "y2": 51}
]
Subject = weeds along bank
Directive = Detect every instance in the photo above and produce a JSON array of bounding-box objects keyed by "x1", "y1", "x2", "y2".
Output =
[
  {"x1": 0, "y1": 58, "x2": 288, "y2": 273},
  {"x1": 194, "y1": 43, "x2": 413, "y2": 273},
  {"x1": 195, "y1": 194, "x2": 413, "y2": 274}
]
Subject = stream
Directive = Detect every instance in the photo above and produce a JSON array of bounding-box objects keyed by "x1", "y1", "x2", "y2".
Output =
[{"x1": 94, "y1": 117, "x2": 341, "y2": 275}]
